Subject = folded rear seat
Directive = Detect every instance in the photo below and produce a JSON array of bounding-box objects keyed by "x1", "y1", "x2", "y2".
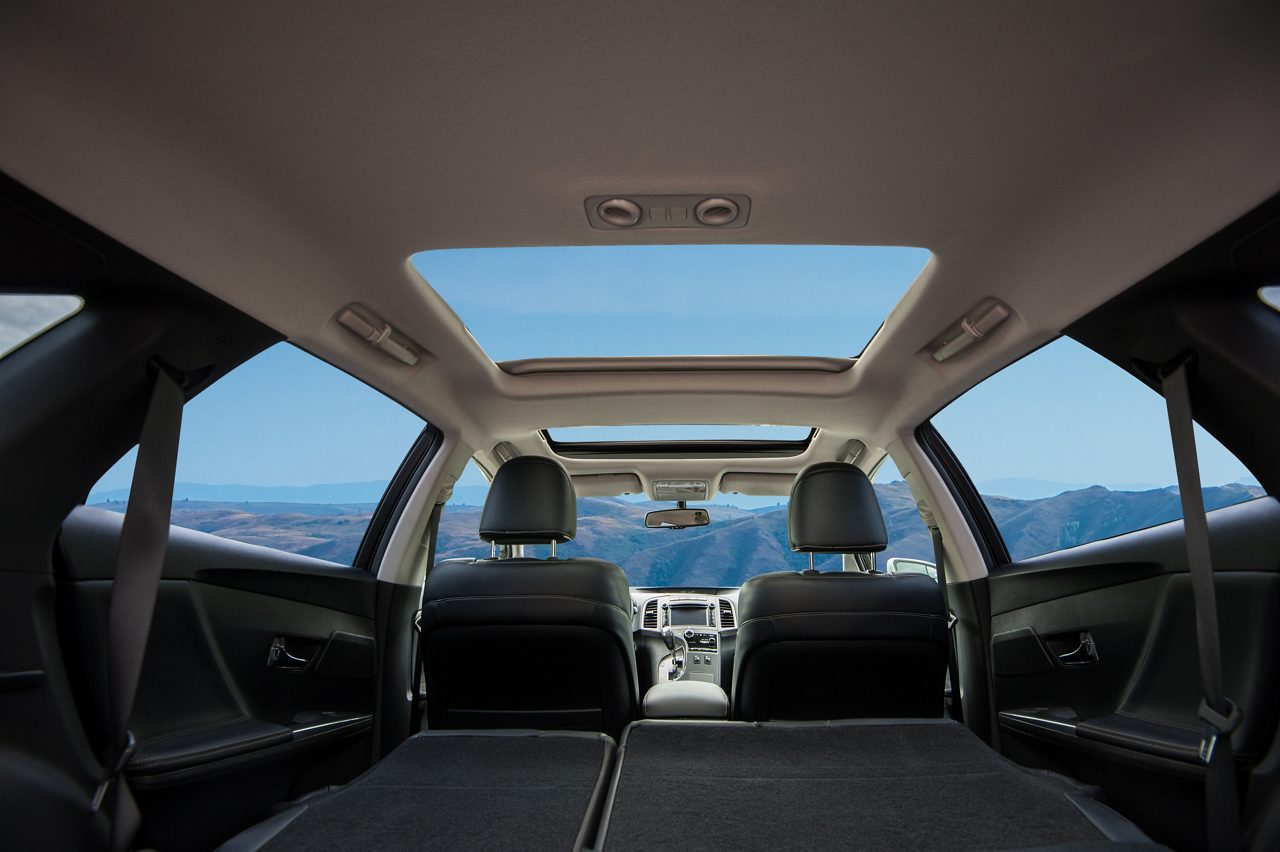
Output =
[
  {"x1": 596, "y1": 719, "x2": 1165, "y2": 851},
  {"x1": 218, "y1": 730, "x2": 615, "y2": 852}
]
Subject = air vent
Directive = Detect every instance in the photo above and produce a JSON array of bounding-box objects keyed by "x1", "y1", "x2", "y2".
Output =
[
  {"x1": 718, "y1": 598, "x2": 735, "y2": 628},
  {"x1": 694, "y1": 197, "x2": 740, "y2": 226},
  {"x1": 596, "y1": 198, "x2": 642, "y2": 228},
  {"x1": 643, "y1": 599, "x2": 659, "y2": 629},
  {"x1": 585, "y1": 194, "x2": 750, "y2": 230}
]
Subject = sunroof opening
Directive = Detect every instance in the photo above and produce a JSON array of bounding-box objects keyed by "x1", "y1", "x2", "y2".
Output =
[
  {"x1": 545, "y1": 425, "x2": 813, "y2": 443},
  {"x1": 410, "y1": 245, "x2": 931, "y2": 361}
]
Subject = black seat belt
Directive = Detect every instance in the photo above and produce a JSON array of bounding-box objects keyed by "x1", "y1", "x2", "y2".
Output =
[
  {"x1": 91, "y1": 363, "x2": 184, "y2": 852},
  {"x1": 918, "y1": 503, "x2": 961, "y2": 721},
  {"x1": 410, "y1": 501, "x2": 444, "y2": 732},
  {"x1": 1160, "y1": 353, "x2": 1242, "y2": 852}
]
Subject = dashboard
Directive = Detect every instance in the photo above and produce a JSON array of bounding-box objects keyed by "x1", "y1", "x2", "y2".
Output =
[{"x1": 629, "y1": 588, "x2": 739, "y2": 688}]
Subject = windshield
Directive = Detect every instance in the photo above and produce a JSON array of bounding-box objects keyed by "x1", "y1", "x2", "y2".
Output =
[{"x1": 438, "y1": 461, "x2": 929, "y2": 586}]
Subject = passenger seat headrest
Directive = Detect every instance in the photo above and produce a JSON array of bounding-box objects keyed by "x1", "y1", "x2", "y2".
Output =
[
  {"x1": 479, "y1": 455, "x2": 577, "y2": 545},
  {"x1": 788, "y1": 462, "x2": 887, "y2": 553}
]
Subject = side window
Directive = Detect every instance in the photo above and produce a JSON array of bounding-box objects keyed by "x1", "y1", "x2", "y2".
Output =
[
  {"x1": 89, "y1": 343, "x2": 426, "y2": 565},
  {"x1": 872, "y1": 456, "x2": 934, "y2": 564},
  {"x1": 932, "y1": 338, "x2": 1264, "y2": 561},
  {"x1": 437, "y1": 460, "x2": 492, "y2": 560}
]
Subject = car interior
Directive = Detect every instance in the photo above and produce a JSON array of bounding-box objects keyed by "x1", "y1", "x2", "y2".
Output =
[{"x1": 2, "y1": 3, "x2": 1279, "y2": 851}]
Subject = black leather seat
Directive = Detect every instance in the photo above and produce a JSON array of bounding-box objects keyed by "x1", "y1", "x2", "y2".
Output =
[
  {"x1": 731, "y1": 462, "x2": 948, "y2": 721},
  {"x1": 419, "y1": 455, "x2": 638, "y2": 737}
]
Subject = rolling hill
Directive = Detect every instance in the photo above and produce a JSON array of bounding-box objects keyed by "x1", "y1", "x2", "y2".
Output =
[{"x1": 93, "y1": 481, "x2": 1266, "y2": 583}]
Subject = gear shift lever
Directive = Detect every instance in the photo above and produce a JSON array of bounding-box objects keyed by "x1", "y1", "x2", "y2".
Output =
[{"x1": 661, "y1": 626, "x2": 688, "y2": 681}]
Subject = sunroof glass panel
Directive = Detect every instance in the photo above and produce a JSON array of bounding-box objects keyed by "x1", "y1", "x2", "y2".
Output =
[
  {"x1": 411, "y1": 245, "x2": 930, "y2": 361},
  {"x1": 545, "y1": 425, "x2": 812, "y2": 443}
]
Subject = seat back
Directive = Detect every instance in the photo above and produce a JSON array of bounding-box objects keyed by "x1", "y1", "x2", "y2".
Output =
[
  {"x1": 731, "y1": 462, "x2": 947, "y2": 721},
  {"x1": 420, "y1": 456, "x2": 638, "y2": 737}
]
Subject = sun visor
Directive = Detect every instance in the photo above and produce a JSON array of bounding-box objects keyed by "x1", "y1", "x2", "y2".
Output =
[
  {"x1": 571, "y1": 473, "x2": 643, "y2": 497},
  {"x1": 719, "y1": 472, "x2": 795, "y2": 496}
]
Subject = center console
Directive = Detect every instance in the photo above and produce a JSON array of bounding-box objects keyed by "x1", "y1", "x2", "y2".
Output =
[
  {"x1": 676, "y1": 627, "x2": 720, "y2": 683},
  {"x1": 642, "y1": 679, "x2": 729, "y2": 720},
  {"x1": 634, "y1": 592, "x2": 736, "y2": 691}
]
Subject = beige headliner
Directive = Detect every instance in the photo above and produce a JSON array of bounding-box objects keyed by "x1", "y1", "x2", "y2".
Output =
[{"x1": 3, "y1": 2, "x2": 1280, "y2": 495}]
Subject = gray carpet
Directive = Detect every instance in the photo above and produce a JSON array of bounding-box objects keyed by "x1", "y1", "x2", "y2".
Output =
[
  {"x1": 601, "y1": 720, "x2": 1118, "y2": 851},
  {"x1": 261, "y1": 731, "x2": 612, "y2": 851}
]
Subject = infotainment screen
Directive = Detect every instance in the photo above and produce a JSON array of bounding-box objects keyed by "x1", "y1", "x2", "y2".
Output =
[{"x1": 668, "y1": 605, "x2": 710, "y2": 626}]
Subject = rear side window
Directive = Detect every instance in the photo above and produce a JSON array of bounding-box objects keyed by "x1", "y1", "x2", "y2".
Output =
[
  {"x1": 932, "y1": 338, "x2": 1263, "y2": 562},
  {"x1": 0, "y1": 294, "x2": 83, "y2": 360},
  {"x1": 90, "y1": 343, "x2": 426, "y2": 565},
  {"x1": 438, "y1": 460, "x2": 492, "y2": 560}
]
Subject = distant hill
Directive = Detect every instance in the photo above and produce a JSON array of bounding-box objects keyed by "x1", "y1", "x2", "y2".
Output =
[
  {"x1": 94, "y1": 500, "x2": 377, "y2": 563},
  {"x1": 976, "y1": 476, "x2": 1258, "y2": 500},
  {"x1": 981, "y1": 483, "x2": 1263, "y2": 560},
  {"x1": 89, "y1": 481, "x2": 392, "y2": 505},
  {"x1": 92, "y1": 482, "x2": 1267, "y2": 580}
]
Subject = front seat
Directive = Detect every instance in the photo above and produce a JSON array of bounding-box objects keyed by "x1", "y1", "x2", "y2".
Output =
[
  {"x1": 731, "y1": 462, "x2": 948, "y2": 721},
  {"x1": 419, "y1": 455, "x2": 638, "y2": 737}
]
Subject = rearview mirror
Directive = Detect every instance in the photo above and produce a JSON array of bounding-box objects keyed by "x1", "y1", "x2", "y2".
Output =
[{"x1": 645, "y1": 507, "x2": 710, "y2": 529}]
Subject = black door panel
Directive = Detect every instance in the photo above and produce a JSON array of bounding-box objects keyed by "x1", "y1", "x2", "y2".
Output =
[
  {"x1": 58, "y1": 505, "x2": 378, "y2": 850},
  {"x1": 61, "y1": 506, "x2": 377, "y2": 616},
  {"x1": 988, "y1": 497, "x2": 1280, "y2": 849}
]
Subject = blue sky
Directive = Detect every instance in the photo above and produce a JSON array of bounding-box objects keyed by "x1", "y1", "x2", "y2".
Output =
[
  {"x1": 93, "y1": 246, "x2": 1257, "y2": 498},
  {"x1": 412, "y1": 245, "x2": 931, "y2": 360},
  {"x1": 94, "y1": 344, "x2": 426, "y2": 494}
]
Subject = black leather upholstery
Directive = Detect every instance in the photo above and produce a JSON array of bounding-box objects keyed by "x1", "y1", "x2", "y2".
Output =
[
  {"x1": 732, "y1": 461, "x2": 947, "y2": 721},
  {"x1": 479, "y1": 455, "x2": 577, "y2": 544},
  {"x1": 421, "y1": 456, "x2": 638, "y2": 737},
  {"x1": 788, "y1": 461, "x2": 887, "y2": 552}
]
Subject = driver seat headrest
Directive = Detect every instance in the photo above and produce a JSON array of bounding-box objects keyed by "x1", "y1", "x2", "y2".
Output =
[
  {"x1": 787, "y1": 462, "x2": 888, "y2": 553},
  {"x1": 479, "y1": 455, "x2": 577, "y2": 545}
]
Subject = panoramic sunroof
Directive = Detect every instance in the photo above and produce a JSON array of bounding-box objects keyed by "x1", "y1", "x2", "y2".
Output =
[
  {"x1": 545, "y1": 425, "x2": 813, "y2": 443},
  {"x1": 410, "y1": 245, "x2": 931, "y2": 361}
]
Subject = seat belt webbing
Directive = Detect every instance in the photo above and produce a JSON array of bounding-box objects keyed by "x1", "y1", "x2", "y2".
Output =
[
  {"x1": 918, "y1": 501, "x2": 961, "y2": 721},
  {"x1": 928, "y1": 525, "x2": 961, "y2": 715},
  {"x1": 1161, "y1": 353, "x2": 1242, "y2": 852},
  {"x1": 92, "y1": 364, "x2": 184, "y2": 852},
  {"x1": 411, "y1": 501, "x2": 444, "y2": 732}
]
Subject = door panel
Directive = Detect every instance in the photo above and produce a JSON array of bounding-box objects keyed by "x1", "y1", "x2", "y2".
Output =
[
  {"x1": 59, "y1": 506, "x2": 379, "y2": 850},
  {"x1": 989, "y1": 497, "x2": 1280, "y2": 849}
]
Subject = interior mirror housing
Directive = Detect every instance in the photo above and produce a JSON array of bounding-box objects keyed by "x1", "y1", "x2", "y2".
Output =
[{"x1": 645, "y1": 507, "x2": 710, "y2": 529}]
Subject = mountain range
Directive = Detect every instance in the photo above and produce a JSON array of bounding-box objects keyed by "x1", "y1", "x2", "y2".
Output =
[{"x1": 92, "y1": 481, "x2": 1265, "y2": 584}]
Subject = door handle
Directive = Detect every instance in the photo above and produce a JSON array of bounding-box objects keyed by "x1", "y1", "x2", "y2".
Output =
[
  {"x1": 267, "y1": 635, "x2": 313, "y2": 671},
  {"x1": 1052, "y1": 631, "x2": 1099, "y2": 667}
]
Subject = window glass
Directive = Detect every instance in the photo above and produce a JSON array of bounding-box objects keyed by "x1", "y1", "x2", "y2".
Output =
[
  {"x1": 932, "y1": 338, "x2": 1263, "y2": 561},
  {"x1": 0, "y1": 294, "x2": 83, "y2": 360},
  {"x1": 89, "y1": 343, "x2": 425, "y2": 564},
  {"x1": 1260, "y1": 285, "x2": 1280, "y2": 313},
  {"x1": 437, "y1": 458, "x2": 932, "y2": 585},
  {"x1": 872, "y1": 456, "x2": 934, "y2": 564}
]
